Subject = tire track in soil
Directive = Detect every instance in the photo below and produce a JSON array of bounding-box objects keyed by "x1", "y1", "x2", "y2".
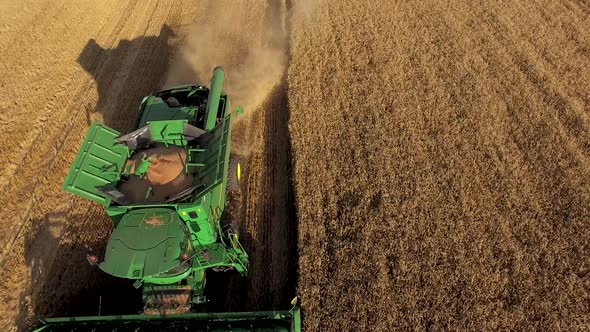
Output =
[
  {"x1": 208, "y1": 0, "x2": 298, "y2": 312},
  {"x1": 244, "y1": 0, "x2": 298, "y2": 310},
  {"x1": 250, "y1": 0, "x2": 297, "y2": 310}
]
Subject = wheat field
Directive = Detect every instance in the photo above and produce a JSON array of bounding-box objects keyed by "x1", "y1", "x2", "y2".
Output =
[
  {"x1": 0, "y1": 0, "x2": 589, "y2": 331},
  {"x1": 289, "y1": 0, "x2": 590, "y2": 330}
]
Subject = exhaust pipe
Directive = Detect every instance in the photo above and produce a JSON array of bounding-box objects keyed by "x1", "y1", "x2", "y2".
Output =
[{"x1": 205, "y1": 66, "x2": 224, "y2": 130}]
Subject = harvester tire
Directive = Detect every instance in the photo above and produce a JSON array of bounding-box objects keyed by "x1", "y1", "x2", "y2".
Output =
[{"x1": 220, "y1": 211, "x2": 239, "y2": 249}]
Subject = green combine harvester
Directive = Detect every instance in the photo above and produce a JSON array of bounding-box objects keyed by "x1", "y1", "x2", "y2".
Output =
[{"x1": 33, "y1": 67, "x2": 300, "y2": 331}]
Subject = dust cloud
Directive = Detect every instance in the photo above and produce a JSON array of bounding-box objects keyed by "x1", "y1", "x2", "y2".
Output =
[{"x1": 164, "y1": 2, "x2": 287, "y2": 119}]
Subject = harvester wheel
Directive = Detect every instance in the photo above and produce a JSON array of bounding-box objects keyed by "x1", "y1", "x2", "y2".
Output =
[{"x1": 220, "y1": 211, "x2": 239, "y2": 249}]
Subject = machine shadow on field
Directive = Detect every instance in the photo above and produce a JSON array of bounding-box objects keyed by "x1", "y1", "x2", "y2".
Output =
[
  {"x1": 77, "y1": 24, "x2": 197, "y2": 132},
  {"x1": 17, "y1": 211, "x2": 142, "y2": 331},
  {"x1": 17, "y1": 24, "x2": 186, "y2": 331}
]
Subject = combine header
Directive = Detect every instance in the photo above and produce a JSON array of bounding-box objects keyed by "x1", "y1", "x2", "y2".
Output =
[{"x1": 33, "y1": 67, "x2": 300, "y2": 331}]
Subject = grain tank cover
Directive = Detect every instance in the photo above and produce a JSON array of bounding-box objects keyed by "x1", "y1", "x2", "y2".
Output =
[{"x1": 62, "y1": 122, "x2": 129, "y2": 206}]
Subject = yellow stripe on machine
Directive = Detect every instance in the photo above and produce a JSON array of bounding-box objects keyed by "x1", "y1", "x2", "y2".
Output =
[{"x1": 237, "y1": 162, "x2": 241, "y2": 182}]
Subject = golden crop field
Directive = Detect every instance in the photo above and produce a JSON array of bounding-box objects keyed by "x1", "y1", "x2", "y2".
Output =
[
  {"x1": 289, "y1": 0, "x2": 590, "y2": 330},
  {"x1": 0, "y1": 0, "x2": 588, "y2": 331}
]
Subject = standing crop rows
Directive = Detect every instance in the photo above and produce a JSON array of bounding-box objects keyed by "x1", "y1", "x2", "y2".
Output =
[{"x1": 289, "y1": 0, "x2": 590, "y2": 330}]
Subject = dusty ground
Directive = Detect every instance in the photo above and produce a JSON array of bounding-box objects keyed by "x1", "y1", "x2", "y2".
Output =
[
  {"x1": 289, "y1": 0, "x2": 590, "y2": 330},
  {"x1": 0, "y1": 0, "x2": 295, "y2": 331}
]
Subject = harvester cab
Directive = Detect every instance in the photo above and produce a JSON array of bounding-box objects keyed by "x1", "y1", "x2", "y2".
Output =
[{"x1": 35, "y1": 67, "x2": 301, "y2": 331}]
